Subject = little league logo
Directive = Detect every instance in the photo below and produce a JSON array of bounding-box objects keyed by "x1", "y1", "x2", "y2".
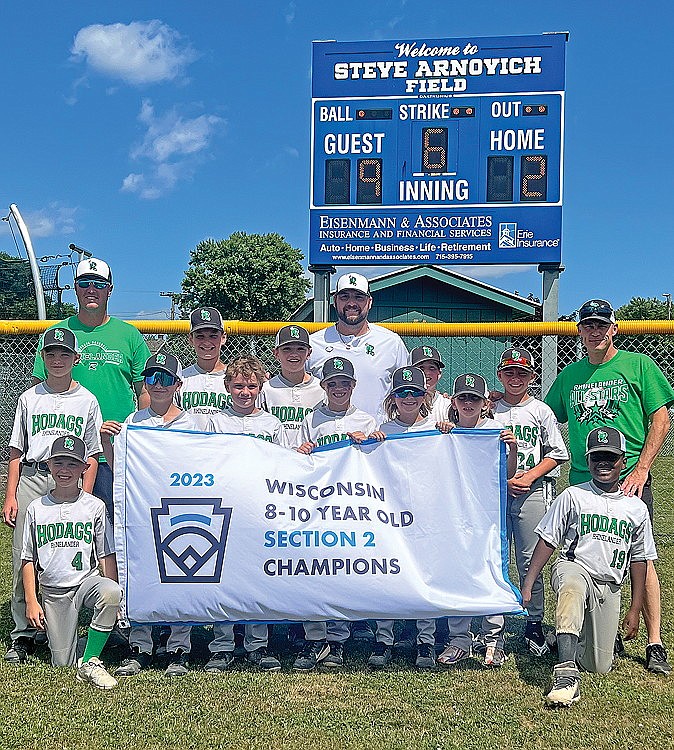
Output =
[
  {"x1": 151, "y1": 498, "x2": 232, "y2": 583},
  {"x1": 290, "y1": 326, "x2": 300, "y2": 339},
  {"x1": 156, "y1": 353, "x2": 166, "y2": 365},
  {"x1": 54, "y1": 329, "x2": 65, "y2": 342},
  {"x1": 498, "y1": 223, "x2": 517, "y2": 248},
  {"x1": 349, "y1": 275, "x2": 357, "y2": 286},
  {"x1": 597, "y1": 430, "x2": 609, "y2": 444},
  {"x1": 88, "y1": 260, "x2": 98, "y2": 271},
  {"x1": 200, "y1": 309, "x2": 211, "y2": 321},
  {"x1": 64, "y1": 437, "x2": 75, "y2": 450},
  {"x1": 366, "y1": 344, "x2": 375, "y2": 356},
  {"x1": 465, "y1": 374, "x2": 476, "y2": 387},
  {"x1": 402, "y1": 369, "x2": 413, "y2": 381},
  {"x1": 422, "y1": 346, "x2": 433, "y2": 358},
  {"x1": 333, "y1": 359, "x2": 344, "y2": 370}
]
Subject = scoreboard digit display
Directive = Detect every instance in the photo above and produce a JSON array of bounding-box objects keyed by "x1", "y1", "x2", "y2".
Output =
[{"x1": 310, "y1": 34, "x2": 566, "y2": 266}]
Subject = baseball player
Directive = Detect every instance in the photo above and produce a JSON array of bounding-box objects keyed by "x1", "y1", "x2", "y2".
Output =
[
  {"x1": 408, "y1": 345, "x2": 452, "y2": 422},
  {"x1": 437, "y1": 373, "x2": 517, "y2": 669},
  {"x1": 367, "y1": 366, "x2": 454, "y2": 670},
  {"x1": 291, "y1": 356, "x2": 377, "y2": 670},
  {"x1": 259, "y1": 324, "x2": 325, "y2": 449},
  {"x1": 180, "y1": 307, "x2": 231, "y2": 429},
  {"x1": 101, "y1": 353, "x2": 201, "y2": 677},
  {"x1": 207, "y1": 355, "x2": 286, "y2": 672},
  {"x1": 490, "y1": 347, "x2": 568, "y2": 656},
  {"x1": 3, "y1": 328, "x2": 103, "y2": 664},
  {"x1": 21, "y1": 435, "x2": 122, "y2": 689},
  {"x1": 522, "y1": 427, "x2": 655, "y2": 706}
]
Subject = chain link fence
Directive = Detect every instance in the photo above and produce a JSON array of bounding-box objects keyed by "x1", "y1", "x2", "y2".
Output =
[{"x1": 1, "y1": 325, "x2": 672, "y2": 540}]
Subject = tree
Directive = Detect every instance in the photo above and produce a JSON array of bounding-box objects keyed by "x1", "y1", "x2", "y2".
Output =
[
  {"x1": 0, "y1": 252, "x2": 76, "y2": 319},
  {"x1": 616, "y1": 296, "x2": 674, "y2": 381},
  {"x1": 179, "y1": 233, "x2": 310, "y2": 321}
]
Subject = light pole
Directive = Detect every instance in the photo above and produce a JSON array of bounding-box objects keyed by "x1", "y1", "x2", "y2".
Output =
[{"x1": 662, "y1": 293, "x2": 671, "y2": 320}]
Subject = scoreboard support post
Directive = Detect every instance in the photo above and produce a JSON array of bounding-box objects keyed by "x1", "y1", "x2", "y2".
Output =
[
  {"x1": 539, "y1": 262, "x2": 564, "y2": 398},
  {"x1": 309, "y1": 264, "x2": 335, "y2": 323}
]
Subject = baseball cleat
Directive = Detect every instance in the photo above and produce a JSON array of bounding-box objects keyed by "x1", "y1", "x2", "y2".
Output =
[
  {"x1": 77, "y1": 657, "x2": 118, "y2": 690},
  {"x1": 646, "y1": 643, "x2": 672, "y2": 676},
  {"x1": 246, "y1": 647, "x2": 281, "y2": 672},
  {"x1": 165, "y1": 649, "x2": 190, "y2": 677},
  {"x1": 293, "y1": 640, "x2": 330, "y2": 672},
  {"x1": 367, "y1": 642, "x2": 393, "y2": 668},
  {"x1": 415, "y1": 643, "x2": 436, "y2": 670},
  {"x1": 484, "y1": 645, "x2": 507, "y2": 667},
  {"x1": 437, "y1": 644, "x2": 470, "y2": 666},
  {"x1": 322, "y1": 642, "x2": 344, "y2": 668},
  {"x1": 4, "y1": 637, "x2": 34, "y2": 664},
  {"x1": 524, "y1": 622, "x2": 550, "y2": 657},
  {"x1": 545, "y1": 661, "x2": 580, "y2": 707},
  {"x1": 205, "y1": 651, "x2": 235, "y2": 673},
  {"x1": 115, "y1": 649, "x2": 152, "y2": 676}
]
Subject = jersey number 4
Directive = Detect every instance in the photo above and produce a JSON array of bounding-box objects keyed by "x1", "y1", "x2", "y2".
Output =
[{"x1": 71, "y1": 551, "x2": 83, "y2": 571}]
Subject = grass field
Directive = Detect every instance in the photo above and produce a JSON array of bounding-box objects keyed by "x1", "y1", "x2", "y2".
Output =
[{"x1": 1, "y1": 527, "x2": 673, "y2": 750}]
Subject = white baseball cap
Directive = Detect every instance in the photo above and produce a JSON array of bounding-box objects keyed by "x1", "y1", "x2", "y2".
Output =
[
  {"x1": 336, "y1": 272, "x2": 369, "y2": 295},
  {"x1": 75, "y1": 257, "x2": 112, "y2": 283}
]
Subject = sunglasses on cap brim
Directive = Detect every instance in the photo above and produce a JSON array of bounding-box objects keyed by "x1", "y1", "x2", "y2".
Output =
[{"x1": 144, "y1": 370, "x2": 179, "y2": 386}]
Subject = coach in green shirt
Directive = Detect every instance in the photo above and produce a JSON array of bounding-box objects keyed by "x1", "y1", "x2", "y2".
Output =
[
  {"x1": 546, "y1": 298, "x2": 674, "y2": 676},
  {"x1": 32, "y1": 257, "x2": 150, "y2": 519}
]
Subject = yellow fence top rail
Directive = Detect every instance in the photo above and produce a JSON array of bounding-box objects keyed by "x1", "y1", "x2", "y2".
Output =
[{"x1": 2, "y1": 319, "x2": 674, "y2": 337}]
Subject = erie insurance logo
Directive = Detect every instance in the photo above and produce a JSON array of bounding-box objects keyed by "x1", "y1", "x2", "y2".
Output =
[
  {"x1": 498, "y1": 222, "x2": 517, "y2": 248},
  {"x1": 151, "y1": 498, "x2": 232, "y2": 583}
]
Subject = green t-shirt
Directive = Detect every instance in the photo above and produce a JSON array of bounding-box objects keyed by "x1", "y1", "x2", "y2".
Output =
[
  {"x1": 32, "y1": 316, "x2": 151, "y2": 423},
  {"x1": 545, "y1": 350, "x2": 674, "y2": 485}
]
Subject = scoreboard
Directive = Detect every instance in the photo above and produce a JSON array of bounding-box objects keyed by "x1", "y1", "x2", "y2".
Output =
[{"x1": 309, "y1": 34, "x2": 566, "y2": 266}]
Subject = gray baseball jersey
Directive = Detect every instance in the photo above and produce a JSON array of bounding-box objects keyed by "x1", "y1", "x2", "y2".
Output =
[
  {"x1": 21, "y1": 490, "x2": 113, "y2": 589},
  {"x1": 378, "y1": 415, "x2": 436, "y2": 436},
  {"x1": 208, "y1": 407, "x2": 288, "y2": 447},
  {"x1": 492, "y1": 396, "x2": 568, "y2": 473},
  {"x1": 259, "y1": 374, "x2": 325, "y2": 448},
  {"x1": 124, "y1": 407, "x2": 203, "y2": 431},
  {"x1": 299, "y1": 405, "x2": 377, "y2": 448},
  {"x1": 10, "y1": 383, "x2": 103, "y2": 462},
  {"x1": 180, "y1": 364, "x2": 231, "y2": 429},
  {"x1": 536, "y1": 481, "x2": 657, "y2": 584}
]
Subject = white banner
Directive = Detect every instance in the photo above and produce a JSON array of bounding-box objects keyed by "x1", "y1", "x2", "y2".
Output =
[{"x1": 114, "y1": 426, "x2": 523, "y2": 624}]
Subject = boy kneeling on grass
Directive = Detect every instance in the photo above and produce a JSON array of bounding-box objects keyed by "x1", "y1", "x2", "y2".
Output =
[
  {"x1": 21, "y1": 435, "x2": 122, "y2": 690},
  {"x1": 522, "y1": 426, "x2": 656, "y2": 707}
]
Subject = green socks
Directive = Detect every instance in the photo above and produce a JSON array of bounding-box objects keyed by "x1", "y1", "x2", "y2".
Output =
[{"x1": 81, "y1": 627, "x2": 111, "y2": 663}]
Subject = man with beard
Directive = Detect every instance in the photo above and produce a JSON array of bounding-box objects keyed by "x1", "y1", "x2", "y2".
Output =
[{"x1": 307, "y1": 273, "x2": 408, "y2": 423}]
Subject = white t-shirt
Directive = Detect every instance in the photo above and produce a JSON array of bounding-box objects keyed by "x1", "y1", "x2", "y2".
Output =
[
  {"x1": 492, "y1": 396, "x2": 568, "y2": 473},
  {"x1": 536, "y1": 481, "x2": 657, "y2": 584},
  {"x1": 429, "y1": 392, "x2": 452, "y2": 422},
  {"x1": 10, "y1": 383, "x2": 102, "y2": 463},
  {"x1": 308, "y1": 324, "x2": 408, "y2": 422},
  {"x1": 299, "y1": 405, "x2": 377, "y2": 448},
  {"x1": 180, "y1": 364, "x2": 231, "y2": 429},
  {"x1": 22, "y1": 490, "x2": 112, "y2": 589},
  {"x1": 260, "y1": 374, "x2": 325, "y2": 448},
  {"x1": 125, "y1": 408, "x2": 203, "y2": 431},
  {"x1": 208, "y1": 407, "x2": 288, "y2": 447},
  {"x1": 377, "y1": 415, "x2": 436, "y2": 436}
]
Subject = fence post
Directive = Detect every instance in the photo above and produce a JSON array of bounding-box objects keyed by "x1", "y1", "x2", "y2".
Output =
[
  {"x1": 309, "y1": 265, "x2": 335, "y2": 323},
  {"x1": 539, "y1": 263, "x2": 564, "y2": 398}
]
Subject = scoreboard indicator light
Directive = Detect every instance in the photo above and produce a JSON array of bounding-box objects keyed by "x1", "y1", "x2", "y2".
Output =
[{"x1": 310, "y1": 34, "x2": 566, "y2": 266}]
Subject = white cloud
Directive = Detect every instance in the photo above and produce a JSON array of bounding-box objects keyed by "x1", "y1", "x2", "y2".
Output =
[
  {"x1": 24, "y1": 204, "x2": 79, "y2": 237},
  {"x1": 284, "y1": 2, "x2": 297, "y2": 24},
  {"x1": 71, "y1": 20, "x2": 198, "y2": 85},
  {"x1": 121, "y1": 100, "x2": 225, "y2": 199}
]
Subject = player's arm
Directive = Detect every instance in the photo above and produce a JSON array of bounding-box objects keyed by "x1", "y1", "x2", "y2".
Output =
[
  {"x1": 521, "y1": 537, "x2": 556, "y2": 605},
  {"x1": 82, "y1": 456, "x2": 99, "y2": 493},
  {"x1": 134, "y1": 380, "x2": 150, "y2": 410},
  {"x1": 508, "y1": 457, "x2": 560, "y2": 496},
  {"x1": 499, "y1": 429, "x2": 518, "y2": 478},
  {"x1": 3, "y1": 448, "x2": 23, "y2": 528},
  {"x1": 101, "y1": 553, "x2": 119, "y2": 582},
  {"x1": 22, "y1": 560, "x2": 45, "y2": 630},
  {"x1": 623, "y1": 560, "x2": 647, "y2": 639},
  {"x1": 296, "y1": 441, "x2": 316, "y2": 454},
  {"x1": 622, "y1": 405, "x2": 671, "y2": 497},
  {"x1": 100, "y1": 420, "x2": 123, "y2": 469}
]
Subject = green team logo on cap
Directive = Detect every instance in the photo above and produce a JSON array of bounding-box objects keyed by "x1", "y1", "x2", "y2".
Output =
[
  {"x1": 290, "y1": 326, "x2": 300, "y2": 339},
  {"x1": 349, "y1": 275, "x2": 357, "y2": 286},
  {"x1": 402, "y1": 369, "x2": 413, "y2": 381},
  {"x1": 366, "y1": 344, "x2": 375, "y2": 356},
  {"x1": 422, "y1": 346, "x2": 433, "y2": 357},
  {"x1": 200, "y1": 309, "x2": 211, "y2": 321},
  {"x1": 465, "y1": 374, "x2": 475, "y2": 387},
  {"x1": 511, "y1": 349, "x2": 520, "y2": 360},
  {"x1": 54, "y1": 329, "x2": 64, "y2": 342},
  {"x1": 156, "y1": 353, "x2": 166, "y2": 365},
  {"x1": 333, "y1": 359, "x2": 344, "y2": 370},
  {"x1": 64, "y1": 437, "x2": 75, "y2": 450},
  {"x1": 88, "y1": 260, "x2": 97, "y2": 271},
  {"x1": 597, "y1": 430, "x2": 609, "y2": 444}
]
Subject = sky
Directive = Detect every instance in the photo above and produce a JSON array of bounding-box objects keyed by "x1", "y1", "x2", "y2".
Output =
[{"x1": 1, "y1": 1, "x2": 672, "y2": 319}]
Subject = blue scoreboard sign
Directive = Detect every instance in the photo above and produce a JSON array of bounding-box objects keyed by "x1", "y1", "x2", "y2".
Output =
[{"x1": 309, "y1": 34, "x2": 566, "y2": 266}]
